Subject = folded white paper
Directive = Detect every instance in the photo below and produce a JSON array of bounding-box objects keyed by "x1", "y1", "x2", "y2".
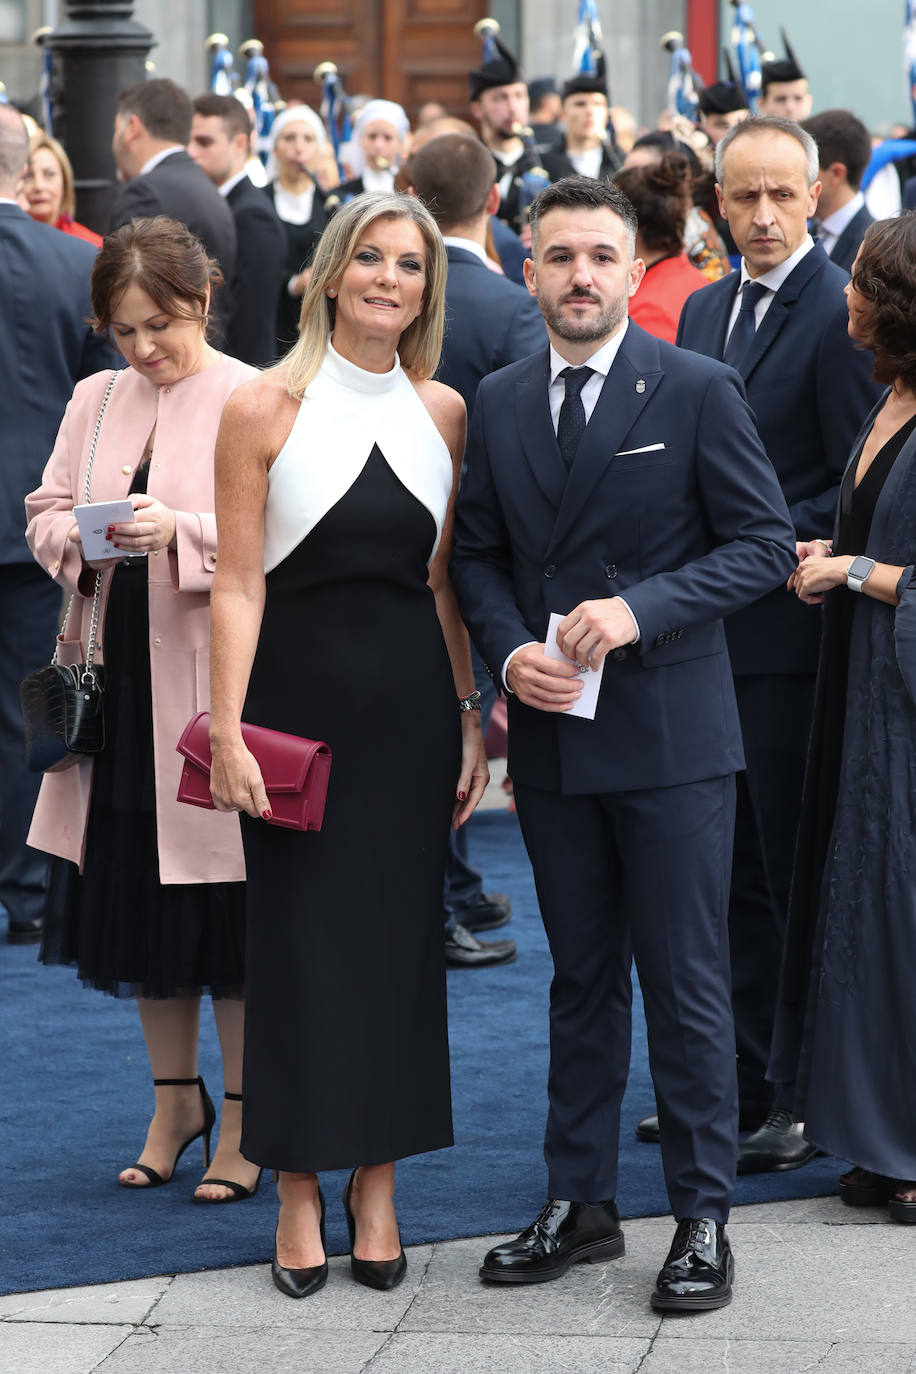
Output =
[
  {"x1": 544, "y1": 611, "x2": 605, "y2": 720},
  {"x1": 73, "y1": 500, "x2": 136, "y2": 562}
]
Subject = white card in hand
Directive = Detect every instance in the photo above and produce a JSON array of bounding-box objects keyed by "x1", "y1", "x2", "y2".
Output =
[
  {"x1": 73, "y1": 500, "x2": 136, "y2": 561},
  {"x1": 544, "y1": 611, "x2": 605, "y2": 720}
]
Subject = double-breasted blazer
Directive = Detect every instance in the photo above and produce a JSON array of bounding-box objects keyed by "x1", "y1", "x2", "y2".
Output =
[{"x1": 24, "y1": 357, "x2": 255, "y2": 883}]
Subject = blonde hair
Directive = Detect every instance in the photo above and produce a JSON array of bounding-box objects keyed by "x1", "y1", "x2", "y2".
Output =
[
  {"x1": 279, "y1": 192, "x2": 447, "y2": 400},
  {"x1": 28, "y1": 132, "x2": 75, "y2": 219}
]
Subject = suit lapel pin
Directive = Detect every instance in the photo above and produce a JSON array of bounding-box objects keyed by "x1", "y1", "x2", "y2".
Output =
[{"x1": 636, "y1": 379, "x2": 646, "y2": 394}]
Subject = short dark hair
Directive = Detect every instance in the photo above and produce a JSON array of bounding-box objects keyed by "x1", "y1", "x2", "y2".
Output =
[
  {"x1": 118, "y1": 78, "x2": 193, "y2": 145},
  {"x1": 529, "y1": 175, "x2": 638, "y2": 255},
  {"x1": 91, "y1": 216, "x2": 222, "y2": 336},
  {"x1": 614, "y1": 150, "x2": 692, "y2": 258},
  {"x1": 410, "y1": 133, "x2": 495, "y2": 229},
  {"x1": 192, "y1": 92, "x2": 252, "y2": 142},
  {"x1": 802, "y1": 109, "x2": 872, "y2": 191},
  {"x1": 851, "y1": 214, "x2": 916, "y2": 391}
]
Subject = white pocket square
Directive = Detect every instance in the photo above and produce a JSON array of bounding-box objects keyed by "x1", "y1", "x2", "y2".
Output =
[{"x1": 614, "y1": 442, "x2": 666, "y2": 456}]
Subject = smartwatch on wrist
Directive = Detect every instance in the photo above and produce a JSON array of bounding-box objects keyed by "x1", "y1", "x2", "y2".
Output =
[{"x1": 846, "y1": 555, "x2": 876, "y2": 592}]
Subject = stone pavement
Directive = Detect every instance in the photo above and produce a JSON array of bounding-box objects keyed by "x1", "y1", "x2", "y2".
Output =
[{"x1": 2, "y1": 1195, "x2": 914, "y2": 1374}]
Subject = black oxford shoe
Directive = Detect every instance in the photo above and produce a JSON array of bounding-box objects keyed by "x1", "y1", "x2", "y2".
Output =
[
  {"x1": 737, "y1": 1108, "x2": 822, "y2": 1174},
  {"x1": 444, "y1": 922, "x2": 517, "y2": 968},
  {"x1": 6, "y1": 915, "x2": 43, "y2": 945},
  {"x1": 636, "y1": 1101, "x2": 771, "y2": 1144},
  {"x1": 651, "y1": 1218, "x2": 733, "y2": 1312},
  {"x1": 479, "y1": 1198, "x2": 624, "y2": 1284}
]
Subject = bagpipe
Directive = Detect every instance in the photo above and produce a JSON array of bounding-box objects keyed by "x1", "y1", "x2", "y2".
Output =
[
  {"x1": 727, "y1": 2, "x2": 769, "y2": 113},
  {"x1": 570, "y1": 0, "x2": 622, "y2": 168},
  {"x1": 659, "y1": 31, "x2": 700, "y2": 122},
  {"x1": 240, "y1": 39, "x2": 282, "y2": 165},
  {"x1": 206, "y1": 33, "x2": 237, "y2": 97},
  {"x1": 32, "y1": 27, "x2": 54, "y2": 134},
  {"x1": 313, "y1": 62, "x2": 354, "y2": 183}
]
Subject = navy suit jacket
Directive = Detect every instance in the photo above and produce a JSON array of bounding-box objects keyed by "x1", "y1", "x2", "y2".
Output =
[
  {"x1": 450, "y1": 322, "x2": 797, "y2": 795},
  {"x1": 109, "y1": 150, "x2": 237, "y2": 341},
  {"x1": 224, "y1": 175, "x2": 287, "y2": 367},
  {"x1": 677, "y1": 243, "x2": 882, "y2": 674},
  {"x1": 436, "y1": 245, "x2": 546, "y2": 413},
  {"x1": 0, "y1": 204, "x2": 119, "y2": 563},
  {"x1": 828, "y1": 203, "x2": 873, "y2": 275}
]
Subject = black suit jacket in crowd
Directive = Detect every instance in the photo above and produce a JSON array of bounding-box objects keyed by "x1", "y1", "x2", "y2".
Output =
[
  {"x1": 224, "y1": 175, "x2": 287, "y2": 367},
  {"x1": 677, "y1": 242, "x2": 883, "y2": 675},
  {"x1": 109, "y1": 149, "x2": 237, "y2": 343},
  {"x1": 0, "y1": 203, "x2": 120, "y2": 563},
  {"x1": 827, "y1": 202, "x2": 874, "y2": 275},
  {"x1": 436, "y1": 245, "x2": 546, "y2": 414}
]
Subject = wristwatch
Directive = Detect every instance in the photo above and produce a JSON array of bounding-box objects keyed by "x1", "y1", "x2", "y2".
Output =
[{"x1": 846, "y1": 555, "x2": 876, "y2": 592}]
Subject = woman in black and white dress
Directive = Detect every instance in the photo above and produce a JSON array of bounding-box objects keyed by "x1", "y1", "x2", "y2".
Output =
[{"x1": 207, "y1": 192, "x2": 488, "y2": 1297}]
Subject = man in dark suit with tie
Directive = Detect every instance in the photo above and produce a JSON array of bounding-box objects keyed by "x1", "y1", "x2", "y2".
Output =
[
  {"x1": 410, "y1": 131, "x2": 545, "y2": 967},
  {"x1": 451, "y1": 175, "x2": 796, "y2": 1309},
  {"x1": 109, "y1": 79, "x2": 237, "y2": 341},
  {"x1": 673, "y1": 116, "x2": 882, "y2": 1172},
  {"x1": 189, "y1": 93, "x2": 287, "y2": 367},
  {"x1": 0, "y1": 106, "x2": 119, "y2": 943},
  {"x1": 803, "y1": 110, "x2": 874, "y2": 274}
]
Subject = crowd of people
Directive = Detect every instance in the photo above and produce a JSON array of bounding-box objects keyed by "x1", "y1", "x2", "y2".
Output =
[{"x1": 2, "y1": 18, "x2": 916, "y2": 1319}]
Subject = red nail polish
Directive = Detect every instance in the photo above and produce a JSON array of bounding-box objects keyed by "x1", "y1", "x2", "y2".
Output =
[
  {"x1": 458, "y1": 790, "x2": 466, "y2": 800},
  {"x1": 262, "y1": 809, "x2": 272, "y2": 820}
]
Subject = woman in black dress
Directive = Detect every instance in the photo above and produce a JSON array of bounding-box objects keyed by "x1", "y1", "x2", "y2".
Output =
[
  {"x1": 774, "y1": 215, "x2": 916, "y2": 1221},
  {"x1": 264, "y1": 106, "x2": 333, "y2": 353},
  {"x1": 207, "y1": 192, "x2": 489, "y2": 1295}
]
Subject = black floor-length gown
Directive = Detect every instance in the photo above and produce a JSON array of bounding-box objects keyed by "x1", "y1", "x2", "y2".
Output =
[{"x1": 239, "y1": 343, "x2": 460, "y2": 1172}]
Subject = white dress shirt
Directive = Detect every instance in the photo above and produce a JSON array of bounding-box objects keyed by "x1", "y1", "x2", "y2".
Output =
[
  {"x1": 724, "y1": 235, "x2": 815, "y2": 346},
  {"x1": 815, "y1": 191, "x2": 865, "y2": 259},
  {"x1": 502, "y1": 322, "x2": 640, "y2": 690},
  {"x1": 441, "y1": 235, "x2": 488, "y2": 264},
  {"x1": 568, "y1": 146, "x2": 603, "y2": 180},
  {"x1": 138, "y1": 145, "x2": 184, "y2": 176},
  {"x1": 218, "y1": 169, "x2": 250, "y2": 198}
]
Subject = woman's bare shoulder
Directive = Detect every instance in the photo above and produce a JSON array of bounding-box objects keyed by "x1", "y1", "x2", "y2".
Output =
[
  {"x1": 409, "y1": 377, "x2": 467, "y2": 450},
  {"x1": 221, "y1": 369, "x2": 297, "y2": 432}
]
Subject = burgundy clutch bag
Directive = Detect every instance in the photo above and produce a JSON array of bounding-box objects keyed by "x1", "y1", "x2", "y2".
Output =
[{"x1": 176, "y1": 711, "x2": 331, "y2": 832}]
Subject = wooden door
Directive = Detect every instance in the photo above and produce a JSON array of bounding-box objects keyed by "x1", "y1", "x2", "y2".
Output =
[{"x1": 254, "y1": 0, "x2": 488, "y2": 117}]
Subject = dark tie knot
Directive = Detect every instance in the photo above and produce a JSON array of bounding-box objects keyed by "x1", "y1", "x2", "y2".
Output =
[
  {"x1": 559, "y1": 365, "x2": 594, "y2": 400},
  {"x1": 740, "y1": 281, "x2": 769, "y2": 314}
]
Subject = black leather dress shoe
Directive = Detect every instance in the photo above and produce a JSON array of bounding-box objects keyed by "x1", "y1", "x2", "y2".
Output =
[
  {"x1": 636, "y1": 1101, "x2": 770, "y2": 1144},
  {"x1": 737, "y1": 1108, "x2": 822, "y2": 1173},
  {"x1": 6, "y1": 916, "x2": 43, "y2": 945},
  {"x1": 445, "y1": 922, "x2": 517, "y2": 968},
  {"x1": 479, "y1": 1198, "x2": 624, "y2": 1284},
  {"x1": 455, "y1": 892, "x2": 513, "y2": 932},
  {"x1": 651, "y1": 1218, "x2": 733, "y2": 1311}
]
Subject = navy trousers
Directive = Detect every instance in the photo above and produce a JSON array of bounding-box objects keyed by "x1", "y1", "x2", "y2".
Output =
[
  {"x1": 0, "y1": 563, "x2": 61, "y2": 928},
  {"x1": 514, "y1": 773, "x2": 738, "y2": 1222}
]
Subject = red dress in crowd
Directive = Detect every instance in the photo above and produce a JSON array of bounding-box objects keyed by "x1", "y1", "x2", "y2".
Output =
[
  {"x1": 629, "y1": 253, "x2": 708, "y2": 345},
  {"x1": 54, "y1": 214, "x2": 103, "y2": 248}
]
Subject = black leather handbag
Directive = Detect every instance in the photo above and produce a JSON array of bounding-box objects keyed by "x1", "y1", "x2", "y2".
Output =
[{"x1": 19, "y1": 370, "x2": 119, "y2": 774}]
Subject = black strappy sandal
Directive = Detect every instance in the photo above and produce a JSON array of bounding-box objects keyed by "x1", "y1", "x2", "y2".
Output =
[
  {"x1": 119, "y1": 1076, "x2": 216, "y2": 1189},
  {"x1": 191, "y1": 1091, "x2": 264, "y2": 1204}
]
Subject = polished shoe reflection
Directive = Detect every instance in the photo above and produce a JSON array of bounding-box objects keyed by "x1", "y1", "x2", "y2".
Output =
[
  {"x1": 479, "y1": 1198, "x2": 625, "y2": 1284},
  {"x1": 271, "y1": 1188, "x2": 328, "y2": 1299},
  {"x1": 651, "y1": 1218, "x2": 733, "y2": 1311},
  {"x1": 343, "y1": 1168, "x2": 407, "y2": 1291},
  {"x1": 737, "y1": 1108, "x2": 821, "y2": 1173}
]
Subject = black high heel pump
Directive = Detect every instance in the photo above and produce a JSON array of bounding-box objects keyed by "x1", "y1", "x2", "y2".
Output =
[
  {"x1": 119, "y1": 1076, "x2": 216, "y2": 1189},
  {"x1": 191, "y1": 1092, "x2": 264, "y2": 1204},
  {"x1": 343, "y1": 1168, "x2": 407, "y2": 1291},
  {"x1": 272, "y1": 1187, "x2": 328, "y2": 1298}
]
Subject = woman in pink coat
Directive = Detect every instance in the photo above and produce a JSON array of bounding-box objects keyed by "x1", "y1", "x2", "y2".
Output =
[{"x1": 25, "y1": 217, "x2": 260, "y2": 1203}]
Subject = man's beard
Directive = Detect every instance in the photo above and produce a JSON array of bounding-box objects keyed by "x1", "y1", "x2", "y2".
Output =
[{"x1": 538, "y1": 289, "x2": 627, "y2": 343}]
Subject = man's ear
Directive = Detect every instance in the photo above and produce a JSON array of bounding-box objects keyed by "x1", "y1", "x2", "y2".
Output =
[
  {"x1": 715, "y1": 182, "x2": 726, "y2": 219},
  {"x1": 485, "y1": 182, "x2": 501, "y2": 217},
  {"x1": 523, "y1": 255, "x2": 537, "y2": 298}
]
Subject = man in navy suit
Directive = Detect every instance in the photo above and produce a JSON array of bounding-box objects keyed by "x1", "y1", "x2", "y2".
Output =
[
  {"x1": 674, "y1": 117, "x2": 881, "y2": 1172},
  {"x1": 451, "y1": 176, "x2": 796, "y2": 1309},
  {"x1": 109, "y1": 79, "x2": 236, "y2": 341},
  {"x1": 189, "y1": 93, "x2": 286, "y2": 367},
  {"x1": 411, "y1": 131, "x2": 545, "y2": 968},
  {"x1": 803, "y1": 110, "x2": 874, "y2": 274},
  {"x1": 0, "y1": 106, "x2": 119, "y2": 943}
]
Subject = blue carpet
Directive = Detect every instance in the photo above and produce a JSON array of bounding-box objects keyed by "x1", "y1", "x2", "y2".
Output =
[{"x1": 0, "y1": 811, "x2": 843, "y2": 1295}]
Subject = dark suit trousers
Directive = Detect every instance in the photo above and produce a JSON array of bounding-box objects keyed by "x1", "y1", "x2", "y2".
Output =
[
  {"x1": 514, "y1": 774, "x2": 738, "y2": 1222},
  {"x1": 729, "y1": 673, "x2": 816, "y2": 1105},
  {"x1": 0, "y1": 564, "x2": 61, "y2": 925}
]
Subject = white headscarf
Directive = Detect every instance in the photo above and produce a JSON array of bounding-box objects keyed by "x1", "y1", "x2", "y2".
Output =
[
  {"x1": 267, "y1": 104, "x2": 329, "y2": 183},
  {"x1": 349, "y1": 99, "x2": 410, "y2": 176}
]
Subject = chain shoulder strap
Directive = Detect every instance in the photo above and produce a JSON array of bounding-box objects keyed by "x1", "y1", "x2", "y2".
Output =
[{"x1": 52, "y1": 369, "x2": 121, "y2": 672}]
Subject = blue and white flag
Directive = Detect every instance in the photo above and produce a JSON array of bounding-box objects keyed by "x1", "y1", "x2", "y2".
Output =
[{"x1": 729, "y1": 3, "x2": 765, "y2": 112}]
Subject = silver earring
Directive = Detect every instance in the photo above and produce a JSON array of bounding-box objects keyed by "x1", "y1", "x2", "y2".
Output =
[{"x1": 327, "y1": 288, "x2": 337, "y2": 298}]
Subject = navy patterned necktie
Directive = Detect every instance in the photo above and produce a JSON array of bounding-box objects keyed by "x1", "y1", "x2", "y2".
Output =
[
  {"x1": 556, "y1": 366, "x2": 594, "y2": 470},
  {"x1": 723, "y1": 280, "x2": 768, "y2": 370}
]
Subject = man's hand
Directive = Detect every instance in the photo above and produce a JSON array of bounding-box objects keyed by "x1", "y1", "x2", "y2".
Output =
[
  {"x1": 506, "y1": 643, "x2": 584, "y2": 712},
  {"x1": 556, "y1": 599, "x2": 637, "y2": 669}
]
